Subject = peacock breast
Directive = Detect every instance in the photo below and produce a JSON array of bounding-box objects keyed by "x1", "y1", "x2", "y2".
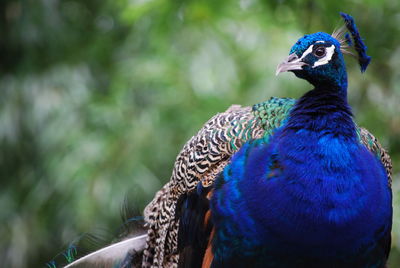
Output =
[{"x1": 240, "y1": 129, "x2": 392, "y2": 258}]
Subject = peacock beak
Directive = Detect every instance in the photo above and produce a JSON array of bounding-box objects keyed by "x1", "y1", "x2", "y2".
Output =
[{"x1": 275, "y1": 53, "x2": 307, "y2": 76}]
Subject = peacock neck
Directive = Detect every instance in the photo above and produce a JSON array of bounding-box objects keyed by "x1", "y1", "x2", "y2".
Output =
[{"x1": 283, "y1": 85, "x2": 356, "y2": 140}]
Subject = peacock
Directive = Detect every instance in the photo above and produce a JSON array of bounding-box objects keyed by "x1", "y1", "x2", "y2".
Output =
[
  {"x1": 142, "y1": 12, "x2": 393, "y2": 268},
  {"x1": 54, "y1": 12, "x2": 392, "y2": 268}
]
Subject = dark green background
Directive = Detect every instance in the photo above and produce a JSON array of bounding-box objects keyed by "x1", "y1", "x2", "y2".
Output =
[{"x1": 1, "y1": 0, "x2": 399, "y2": 267}]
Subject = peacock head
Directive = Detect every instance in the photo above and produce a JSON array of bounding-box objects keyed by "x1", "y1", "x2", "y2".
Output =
[{"x1": 276, "y1": 13, "x2": 371, "y2": 91}]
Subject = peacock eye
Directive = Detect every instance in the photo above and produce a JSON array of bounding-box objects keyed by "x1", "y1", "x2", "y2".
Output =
[{"x1": 314, "y1": 47, "x2": 326, "y2": 57}]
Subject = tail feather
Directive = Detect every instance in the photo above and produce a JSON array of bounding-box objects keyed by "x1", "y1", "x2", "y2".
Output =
[
  {"x1": 64, "y1": 234, "x2": 147, "y2": 268},
  {"x1": 47, "y1": 195, "x2": 147, "y2": 268}
]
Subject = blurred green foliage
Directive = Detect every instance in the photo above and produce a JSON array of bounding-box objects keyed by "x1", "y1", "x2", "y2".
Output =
[{"x1": 1, "y1": 0, "x2": 399, "y2": 267}]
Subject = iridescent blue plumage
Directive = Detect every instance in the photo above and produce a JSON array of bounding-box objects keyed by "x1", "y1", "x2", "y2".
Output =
[
  {"x1": 177, "y1": 13, "x2": 392, "y2": 268},
  {"x1": 210, "y1": 90, "x2": 391, "y2": 267}
]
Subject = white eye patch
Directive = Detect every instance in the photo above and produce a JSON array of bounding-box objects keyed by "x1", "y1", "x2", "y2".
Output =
[
  {"x1": 313, "y1": 45, "x2": 335, "y2": 67},
  {"x1": 299, "y1": 42, "x2": 336, "y2": 68}
]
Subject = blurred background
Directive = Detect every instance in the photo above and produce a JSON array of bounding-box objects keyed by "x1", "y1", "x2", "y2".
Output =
[{"x1": 1, "y1": 0, "x2": 399, "y2": 267}]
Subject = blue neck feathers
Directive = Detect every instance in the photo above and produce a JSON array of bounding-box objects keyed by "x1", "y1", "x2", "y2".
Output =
[{"x1": 284, "y1": 85, "x2": 355, "y2": 139}]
